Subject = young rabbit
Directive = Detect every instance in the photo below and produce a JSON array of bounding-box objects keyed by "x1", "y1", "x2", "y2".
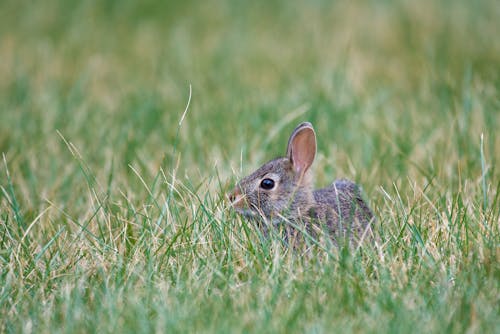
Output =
[{"x1": 228, "y1": 122, "x2": 374, "y2": 244}]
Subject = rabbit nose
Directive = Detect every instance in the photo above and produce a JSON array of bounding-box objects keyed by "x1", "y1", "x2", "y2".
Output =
[
  {"x1": 228, "y1": 187, "x2": 240, "y2": 203},
  {"x1": 228, "y1": 187, "x2": 245, "y2": 207}
]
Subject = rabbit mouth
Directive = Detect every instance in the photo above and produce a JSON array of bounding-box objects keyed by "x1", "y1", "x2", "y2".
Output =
[
  {"x1": 234, "y1": 206, "x2": 258, "y2": 218},
  {"x1": 237, "y1": 209, "x2": 257, "y2": 218},
  {"x1": 234, "y1": 203, "x2": 268, "y2": 221}
]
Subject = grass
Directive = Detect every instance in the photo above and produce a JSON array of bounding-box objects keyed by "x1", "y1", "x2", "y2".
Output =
[{"x1": 1, "y1": 0, "x2": 499, "y2": 333}]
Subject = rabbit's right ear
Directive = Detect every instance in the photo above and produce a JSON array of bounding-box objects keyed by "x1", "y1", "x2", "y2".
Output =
[{"x1": 286, "y1": 122, "x2": 316, "y2": 175}]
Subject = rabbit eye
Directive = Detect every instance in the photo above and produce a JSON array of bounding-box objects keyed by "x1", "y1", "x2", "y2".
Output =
[{"x1": 260, "y1": 178, "x2": 275, "y2": 190}]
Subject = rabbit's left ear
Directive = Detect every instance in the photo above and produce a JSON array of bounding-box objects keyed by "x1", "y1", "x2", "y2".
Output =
[{"x1": 286, "y1": 122, "x2": 316, "y2": 175}]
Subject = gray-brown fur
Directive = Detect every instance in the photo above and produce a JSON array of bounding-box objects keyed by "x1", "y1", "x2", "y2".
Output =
[{"x1": 229, "y1": 122, "x2": 374, "y2": 244}]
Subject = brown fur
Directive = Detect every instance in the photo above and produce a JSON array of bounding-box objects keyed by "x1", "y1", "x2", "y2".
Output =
[{"x1": 229, "y1": 122, "x2": 374, "y2": 244}]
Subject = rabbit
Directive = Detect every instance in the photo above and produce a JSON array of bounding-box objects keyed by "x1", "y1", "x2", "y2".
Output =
[{"x1": 228, "y1": 122, "x2": 374, "y2": 244}]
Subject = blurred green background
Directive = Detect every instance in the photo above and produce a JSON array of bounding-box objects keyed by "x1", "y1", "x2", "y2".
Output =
[
  {"x1": 0, "y1": 0, "x2": 499, "y2": 332},
  {"x1": 1, "y1": 0, "x2": 497, "y2": 193}
]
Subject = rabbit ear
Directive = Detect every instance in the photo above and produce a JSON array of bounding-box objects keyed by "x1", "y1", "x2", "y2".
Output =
[{"x1": 286, "y1": 122, "x2": 316, "y2": 175}]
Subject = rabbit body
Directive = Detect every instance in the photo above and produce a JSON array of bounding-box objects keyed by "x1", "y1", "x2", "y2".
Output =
[
  {"x1": 229, "y1": 122, "x2": 374, "y2": 242},
  {"x1": 311, "y1": 180, "x2": 374, "y2": 239}
]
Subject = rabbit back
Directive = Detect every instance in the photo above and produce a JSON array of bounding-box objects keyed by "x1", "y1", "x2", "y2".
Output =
[{"x1": 310, "y1": 179, "x2": 374, "y2": 241}]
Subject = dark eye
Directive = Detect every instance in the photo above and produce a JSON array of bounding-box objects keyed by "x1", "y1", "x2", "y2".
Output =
[{"x1": 260, "y1": 178, "x2": 275, "y2": 190}]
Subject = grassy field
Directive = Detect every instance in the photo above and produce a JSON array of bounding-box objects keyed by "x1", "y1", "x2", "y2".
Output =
[{"x1": 1, "y1": 0, "x2": 499, "y2": 333}]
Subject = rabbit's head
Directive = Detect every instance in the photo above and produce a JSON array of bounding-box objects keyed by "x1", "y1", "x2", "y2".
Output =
[{"x1": 229, "y1": 122, "x2": 317, "y2": 223}]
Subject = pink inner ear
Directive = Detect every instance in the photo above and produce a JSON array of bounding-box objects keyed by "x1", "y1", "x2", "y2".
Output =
[{"x1": 291, "y1": 128, "x2": 316, "y2": 175}]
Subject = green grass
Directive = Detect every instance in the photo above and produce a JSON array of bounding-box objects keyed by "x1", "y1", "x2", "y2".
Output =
[{"x1": 1, "y1": 0, "x2": 499, "y2": 333}]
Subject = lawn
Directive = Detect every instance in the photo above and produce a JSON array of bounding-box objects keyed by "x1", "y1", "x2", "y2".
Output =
[{"x1": 0, "y1": 0, "x2": 499, "y2": 333}]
